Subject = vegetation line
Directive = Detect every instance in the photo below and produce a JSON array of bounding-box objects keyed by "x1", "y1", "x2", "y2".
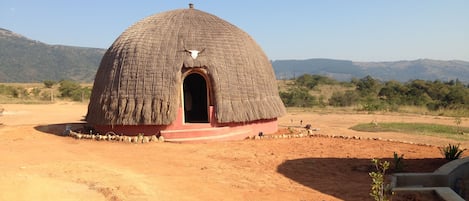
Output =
[
  {"x1": 279, "y1": 74, "x2": 469, "y2": 117},
  {"x1": 350, "y1": 122, "x2": 469, "y2": 141}
]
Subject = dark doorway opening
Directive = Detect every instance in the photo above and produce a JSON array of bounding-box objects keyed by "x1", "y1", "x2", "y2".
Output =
[{"x1": 183, "y1": 73, "x2": 209, "y2": 123}]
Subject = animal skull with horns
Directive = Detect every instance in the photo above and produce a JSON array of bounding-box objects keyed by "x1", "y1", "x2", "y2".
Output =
[{"x1": 184, "y1": 48, "x2": 205, "y2": 59}]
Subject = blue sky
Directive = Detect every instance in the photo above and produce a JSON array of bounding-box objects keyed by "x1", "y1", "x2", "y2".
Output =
[{"x1": 1, "y1": 0, "x2": 468, "y2": 61}]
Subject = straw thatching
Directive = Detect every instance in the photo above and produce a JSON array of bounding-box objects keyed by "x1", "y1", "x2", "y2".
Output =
[{"x1": 86, "y1": 7, "x2": 286, "y2": 126}]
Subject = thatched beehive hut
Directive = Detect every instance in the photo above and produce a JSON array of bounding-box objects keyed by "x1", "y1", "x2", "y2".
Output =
[{"x1": 86, "y1": 4, "x2": 286, "y2": 142}]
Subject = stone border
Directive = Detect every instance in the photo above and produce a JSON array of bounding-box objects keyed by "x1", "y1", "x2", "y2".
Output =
[
  {"x1": 68, "y1": 130, "x2": 165, "y2": 143},
  {"x1": 67, "y1": 126, "x2": 436, "y2": 147},
  {"x1": 246, "y1": 130, "x2": 434, "y2": 148}
]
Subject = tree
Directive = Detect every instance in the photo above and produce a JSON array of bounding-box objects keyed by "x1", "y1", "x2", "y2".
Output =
[
  {"x1": 280, "y1": 87, "x2": 317, "y2": 107},
  {"x1": 426, "y1": 80, "x2": 449, "y2": 101},
  {"x1": 443, "y1": 85, "x2": 468, "y2": 109},
  {"x1": 295, "y1": 74, "x2": 319, "y2": 89},
  {"x1": 378, "y1": 80, "x2": 407, "y2": 105},
  {"x1": 329, "y1": 90, "x2": 359, "y2": 107},
  {"x1": 355, "y1": 75, "x2": 381, "y2": 97},
  {"x1": 43, "y1": 80, "x2": 57, "y2": 88},
  {"x1": 295, "y1": 74, "x2": 336, "y2": 90},
  {"x1": 405, "y1": 80, "x2": 431, "y2": 106},
  {"x1": 58, "y1": 80, "x2": 81, "y2": 98}
]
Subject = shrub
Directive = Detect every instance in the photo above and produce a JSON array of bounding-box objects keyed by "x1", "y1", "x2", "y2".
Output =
[
  {"x1": 295, "y1": 74, "x2": 337, "y2": 89},
  {"x1": 361, "y1": 98, "x2": 386, "y2": 112},
  {"x1": 58, "y1": 80, "x2": 81, "y2": 98},
  {"x1": 454, "y1": 117, "x2": 463, "y2": 135},
  {"x1": 12, "y1": 87, "x2": 28, "y2": 98},
  {"x1": 31, "y1": 88, "x2": 41, "y2": 97},
  {"x1": 58, "y1": 80, "x2": 91, "y2": 101},
  {"x1": 355, "y1": 75, "x2": 381, "y2": 97},
  {"x1": 69, "y1": 87, "x2": 91, "y2": 102},
  {"x1": 392, "y1": 152, "x2": 405, "y2": 172},
  {"x1": 43, "y1": 80, "x2": 57, "y2": 88},
  {"x1": 439, "y1": 144, "x2": 466, "y2": 160},
  {"x1": 280, "y1": 87, "x2": 317, "y2": 107},
  {"x1": 328, "y1": 90, "x2": 359, "y2": 107},
  {"x1": 369, "y1": 159, "x2": 392, "y2": 201}
]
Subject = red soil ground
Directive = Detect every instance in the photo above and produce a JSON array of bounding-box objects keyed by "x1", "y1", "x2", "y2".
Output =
[{"x1": 0, "y1": 103, "x2": 468, "y2": 201}]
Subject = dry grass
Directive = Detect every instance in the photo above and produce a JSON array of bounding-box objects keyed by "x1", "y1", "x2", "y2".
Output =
[
  {"x1": 277, "y1": 80, "x2": 354, "y2": 104},
  {"x1": 398, "y1": 105, "x2": 469, "y2": 117},
  {"x1": 310, "y1": 84, "x2": 353, "y2": 100},
  {"x1": 0, "y1": 83, "x2": 44, "y2": 88},
  {"x1": 0, "y1": 83, "x2": 92, "y2": 104}
]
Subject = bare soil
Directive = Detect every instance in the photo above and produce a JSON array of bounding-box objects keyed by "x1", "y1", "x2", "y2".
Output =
[{"x1": 0, "y1": 103, "x2": 468, "y2": 201}]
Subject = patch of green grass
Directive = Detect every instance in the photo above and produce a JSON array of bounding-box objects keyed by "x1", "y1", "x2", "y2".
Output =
[{"x1": 350, "y1": 122, "x2": 469, "y2": 141}]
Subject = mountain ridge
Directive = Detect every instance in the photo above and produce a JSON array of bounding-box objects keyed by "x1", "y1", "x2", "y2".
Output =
[
  {"x1": 0, "y1": 28, "x2": 105, "y2": 83},
  {"x1": 1, "y1": 28, "x2": 468, "y2": 83},
  {"x1": 272, "y1": 58, "x2": 469, "y2": 82}
]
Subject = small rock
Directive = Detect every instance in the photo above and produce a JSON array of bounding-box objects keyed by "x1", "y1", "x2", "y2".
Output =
[
  {"x1": 137, "y1": 135, "x2": 144, "y2": 143},
  {"x1": 75, "y1": 133, "x2": 82, "y2": 139},
  {"x1": 158, "y1": 136, "x2": 165, "y2": 142},
  {"x1": 150, "y1": 135, "x2": 158, "y2": 142},
  {"x1": 142, "y1": 136, "x2": 149, "y2": 143}
]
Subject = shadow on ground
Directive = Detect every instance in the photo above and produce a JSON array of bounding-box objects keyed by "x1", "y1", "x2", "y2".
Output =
[
  {"x1": 277, "y1": 157, "x2": 447, "y2": 201},
  {"x1": 35, "y1": 123, "x2": 86, "y2": 136}
]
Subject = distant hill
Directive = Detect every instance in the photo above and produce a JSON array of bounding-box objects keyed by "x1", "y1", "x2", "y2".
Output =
[
  {"x1": 272, "y1": 58, "x2": 469, "y2": 83},
  {"x1": 2, "y1": 28, "x2": 468, "y2": 83},
  {"x1": 0, "y1": 28, "x2": 105, "y2": 83}
]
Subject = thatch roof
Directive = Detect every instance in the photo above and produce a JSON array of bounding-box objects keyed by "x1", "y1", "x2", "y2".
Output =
[{"x1": 86, "y1": 7, "x2": 286, "y2": 125}]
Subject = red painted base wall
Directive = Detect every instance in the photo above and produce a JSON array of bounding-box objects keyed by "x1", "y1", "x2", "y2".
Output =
[{"x1": 93, "y1": 106, "x2": 278, "y2": 142}]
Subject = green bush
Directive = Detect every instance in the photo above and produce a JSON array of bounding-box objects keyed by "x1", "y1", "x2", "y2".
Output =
[
  {"x1": 328, "y1": 90, "x2": 359, "y2": 107},
  {"x1": 360, "y1": 98, "x2": 386, "y2": 112},
  {"x1": 43, "y1": 80, "x2": 57, "y2": 88},
  {"x1": 392, "y1": 152, "x2": 405, "y2": 172},
  {"x1": 369, "y1": 159, "x2": 391, "y2": 201},
  {"x1": 0, "y1": 85, "x2": 24, "y2": 97},
  {"x1": 57, "y1": 80, "x2": 91, "y2": 102},
  {"x1": 279, "y1": 74, "x2": 469, "y2": 112},
  {"x1": 69, "y1": 87, "x2": 91, "y2": 102},
  {"x1": 280, "y1": 87, "x2": 317, "y2": 107},
  {"x1": 59, "y1": 80, "x2": 81, "y2": 98},
  {"x1": 31, "y1": 88, "x2": 41, "y2": 97},
  {"x1": 355, "y1": 75, "x2": 381, "y2": 97},
  {"x1": 295, "y1": 74, "x2": 337, "y2": 89},
  {"x1": 439, "y1": 144, "x2": 466, "y2": 161}
]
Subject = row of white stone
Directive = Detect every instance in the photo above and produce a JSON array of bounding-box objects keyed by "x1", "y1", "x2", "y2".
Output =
[
  {"x1": 68, "y1": 129, "x2": 433, "y2": 147},
  {"x1": 246, "y1": 132, "x2": 434, "y2": 147},
  {"x1": 68, "y1": 131, "x2": 165, "y2": 143}
]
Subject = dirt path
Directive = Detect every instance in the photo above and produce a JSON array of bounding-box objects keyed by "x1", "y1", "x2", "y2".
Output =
[{"x1": 0, "y1": 103, "x2": 467, "y2": 201}]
